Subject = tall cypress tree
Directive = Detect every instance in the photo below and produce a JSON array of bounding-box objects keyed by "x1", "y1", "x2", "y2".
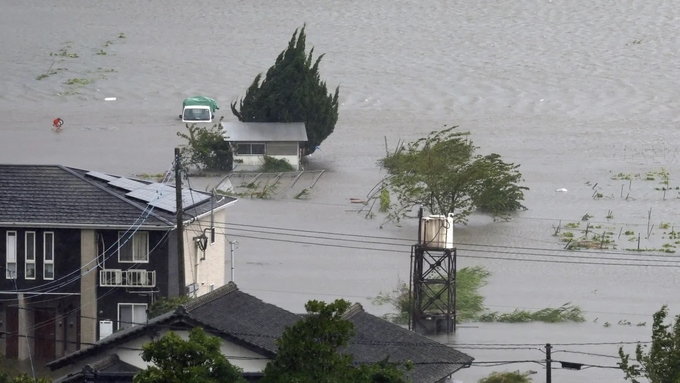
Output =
[{"x1": 231, "y1": 25, "x2": 340, "y2": 155}]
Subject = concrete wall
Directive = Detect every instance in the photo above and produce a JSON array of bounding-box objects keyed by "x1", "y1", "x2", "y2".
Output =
[
  {"x1": 79, "y1": 230, "x2": 97, "y2": 346},
  {"x1": 183, "y1": 209, "x2": 227, "y2": 297}
]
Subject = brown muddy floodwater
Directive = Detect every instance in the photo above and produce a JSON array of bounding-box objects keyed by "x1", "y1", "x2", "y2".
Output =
[{"x1": 2, "y1": 1, "x2": 680, "y2": 381}]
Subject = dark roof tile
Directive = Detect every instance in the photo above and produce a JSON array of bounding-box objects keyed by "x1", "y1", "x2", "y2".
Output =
[
  {"x1": 0, "y1": 164, "x2": 236, "y2": 229},
  {"x1": 48, "y1": 284, "x2": 472, "y2": 383}
]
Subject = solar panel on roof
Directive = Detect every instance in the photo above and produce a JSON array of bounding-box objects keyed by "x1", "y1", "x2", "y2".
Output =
[
  {"x1": 126, "y1": 183, "x2": 174, "y2": 203},
  {"x1": 146, "y1": 190, "x2": 212, "y2": 213},
  {"x1": 148, "y1": 198, "x2": 178, "y2": 213},
  {"x1": 108, "y1": 177, "x2": 147, "y2": 191},
  {"x1": 86, "y1": 171, "x2": 118, "y2": 182}
]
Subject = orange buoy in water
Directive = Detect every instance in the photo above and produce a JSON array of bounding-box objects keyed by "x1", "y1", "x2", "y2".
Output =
[{"x1": 53, "y1": 118, "x2": 64, "y2": 131}]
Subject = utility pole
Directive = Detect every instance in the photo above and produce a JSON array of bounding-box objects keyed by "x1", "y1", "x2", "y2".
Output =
[
  {"x1": 545, "y1": 343, "x2": 552, "y2": 383},
  {"x1": 175, "y1": 148, "x2": 186, "y2": 296}
]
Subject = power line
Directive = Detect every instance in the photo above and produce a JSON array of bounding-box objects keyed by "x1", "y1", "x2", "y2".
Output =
[
  {"x1": 552, "y1": 350, "x2": 621, "y2": 359},
  {"x1": 215, "y1": 221, "x2": 680, "y2": 262},
  {"x1": 215, "y1": 230, "x2": 680, "y2": 268},
  {"x1": 5, "y1": 232, "x2": 171, "y2": 334},
  {"x1": 219, "y1": 221, "x2": 680, "y2": 259},
  {"x1": 554, "y1": 360, "x2": 621, "y2": 369}
]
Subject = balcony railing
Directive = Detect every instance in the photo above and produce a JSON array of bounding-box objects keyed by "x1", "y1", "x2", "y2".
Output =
[{"x1": 100, "y1": 269, "x2": 156, "y2": 287}]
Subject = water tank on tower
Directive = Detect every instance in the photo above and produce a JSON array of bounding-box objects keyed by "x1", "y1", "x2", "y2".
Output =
[{"x1": 420, "y1": 214, "x2": 454, "y2": 249}]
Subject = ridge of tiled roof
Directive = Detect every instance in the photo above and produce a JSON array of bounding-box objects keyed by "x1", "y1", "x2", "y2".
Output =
[
  {"x1": 181, "y1": 281, "x2": 239, "y2": 312},
  {"x1": 341, "y1": 302, "x2": 365, "y2": 320}
]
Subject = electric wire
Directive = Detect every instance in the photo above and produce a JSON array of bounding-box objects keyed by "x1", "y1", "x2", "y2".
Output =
[
  {"x1": 213, "y1": 219, "x2": 680, "y2": 261},
  {"x1": 552, "y1": 350, "x2": 621, "y2": 359},
  {"x1": 7, "y1": 231, "x2": 171, "y2": 334},
  {"x1": 219, "y1": 221, "x2": 680, "y2": 259},
  {"x1": 213, "y1": 229, "x2": 680, "y2": 268}
]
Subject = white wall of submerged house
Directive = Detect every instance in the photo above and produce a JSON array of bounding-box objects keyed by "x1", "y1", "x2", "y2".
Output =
[
  {"x1": 56, "y1": 328, "x2": 270, "y2": 378},
  {"x1": 232, "y1": 141, "x2": 302, "y2": 171},
  {"x1": 182, "y1": 209, "x2": 228, "y2": 296}
]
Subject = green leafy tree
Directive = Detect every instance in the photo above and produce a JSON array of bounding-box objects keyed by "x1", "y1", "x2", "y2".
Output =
[
  {"x1": 261, "y1": 299, "x2": 411, "y2": 383},
  {"x1": 478, "y1": 371, "x2": 533, "y2": 383},
  {"x1": 134, "y1": 327, "x2": 246, "y2": 383},
  {"x1": 147, "y1": 295, "x2": 192, "y2": 319},
  {"x1": 0, "y1": 372, "x2": 51, "y2": 383},
  {"x1": 379, "y1": 126, "x2": 527, "y2": 224},
  {"x1": 618, "y1": 305, "x2": 680, "y2": 383},
  {"x1": 177, "y1": 121, "x2": 233, "y2": 171},
  {"x1": 231, "y1": 25, "x2": 339, "y2": 155}
]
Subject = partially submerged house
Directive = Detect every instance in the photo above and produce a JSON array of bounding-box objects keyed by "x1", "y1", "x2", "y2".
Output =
[
  {"x1": 0, "y1": 164, "x2": 237, "y2": 362},
  {"x1": 221, "y1": 122, "x2": 308, "y2": 171},
  {"x1": 48, "y1": 283, "x2": 473, "y2": 383}
]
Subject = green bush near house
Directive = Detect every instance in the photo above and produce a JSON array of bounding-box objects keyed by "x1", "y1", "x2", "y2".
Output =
[{"x1": 260, "y1": 156, "x2": 294, "y2": 173}]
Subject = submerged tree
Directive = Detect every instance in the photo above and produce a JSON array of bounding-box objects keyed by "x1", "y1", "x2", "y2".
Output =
[
  {"x1": 134, "y1": 327, "x2": 246, "y2": 383},
  {"x1": 379, "y1": 126, "x2": 528, "y2": 224},
  {"x1": 478, "y1": 371, "x2": 533, "y2": 383},
  {"x1": 261, "y1": 299, "x2": 412, "y2": 383},
  {"x1": 231, "y1": 25, "x2": 340, "y2": 155},
  {"x1": 176, "y1": 121, "x2": 233, "y2": 171},
  {"x1": 618, "y1": 305, "x2": 680, "y2": 383}
]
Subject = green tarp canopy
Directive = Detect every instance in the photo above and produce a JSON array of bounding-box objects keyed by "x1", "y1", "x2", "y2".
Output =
[{"x1": 182, "y1": 96, "x2": 220, "y2": 113}]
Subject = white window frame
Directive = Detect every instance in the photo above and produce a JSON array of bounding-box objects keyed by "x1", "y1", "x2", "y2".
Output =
[
  {"x1": 117, "y1": 231, "x2": 150, "y2": 263},
  {"x1": 117, "y1": 303, "x2": 148, "y2": 330},
  {"x1": 44, "y1": 232, "x2": 55, "y2": 280},
  {"x1": 25, "y1": 232, "x2": 36, "y2": 280},
  {"x1": 6, "y1": 231, "x2": 17, "y2": 279}
]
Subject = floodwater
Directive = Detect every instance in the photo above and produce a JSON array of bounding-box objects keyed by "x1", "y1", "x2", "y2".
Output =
[{"x1": 2, "y1": 0, "x2": 680, "y2": 381}]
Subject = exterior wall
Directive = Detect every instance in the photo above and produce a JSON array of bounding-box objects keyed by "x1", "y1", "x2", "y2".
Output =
[
  {"x1": 232, "y1": 141, "x2": 302, "y2": 171},
  {"x1": 80, "y1": 230, "x2": 97, "y2": 347},
  {"x1": 116, "y1": 329, "x2": 270, "y2": 372},
  {"x1": 0, "y1": 227, "x2": 82, "y2": 361},
  {"x1": 0, "y1": 227, "x2": 81, "y2": 293},
  {"x1": 52, "y1": 328, "x2": 270, "y2": 379},
  {"x1": 183, "y1": 209, "x2": 227, "y2": 297},
  {"x1": 96, "y1": 229, "x2": 170, "y2": 334}
]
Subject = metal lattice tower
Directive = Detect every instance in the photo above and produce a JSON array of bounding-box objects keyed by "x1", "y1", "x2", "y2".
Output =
[{"x1": 409, "y1": 210, "x2": 457, "y2": 335}]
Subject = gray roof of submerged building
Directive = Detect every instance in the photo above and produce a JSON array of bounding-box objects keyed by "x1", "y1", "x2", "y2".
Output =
[
  {"x1": 221, "y1": 122, "x2": 308, "y2": 142},
  {"x1": 0, "y1": 164, "x2": 236, "y2": 229}
]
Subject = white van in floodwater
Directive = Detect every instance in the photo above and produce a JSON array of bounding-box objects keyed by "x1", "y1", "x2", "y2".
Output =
[{"x1": 179, "y1": 96, "x2": 219, "y2": 123}]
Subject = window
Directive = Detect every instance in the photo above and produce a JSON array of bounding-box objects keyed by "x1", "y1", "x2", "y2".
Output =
[
  {"x1": 118, "y1": 231, "x2": 149, "y2": 263},
  {"x1": 236, "y1": 143, "x2": 266, "y2": 155},
  {"x1": 118, "y1": 303, "x2": 147, "y2": 330},
  {"x1": 44, "y1": 232, "x2": 54, "y2": 280},
  {"x1": 25, "y1": 232, "x2": 36, "y2": 280},
  {"x1": 266, "y1": 142, "x2": 298, "y2": 155},
  {"x1": 6, "y1": 232, "x2": 17, "y2": 279}
]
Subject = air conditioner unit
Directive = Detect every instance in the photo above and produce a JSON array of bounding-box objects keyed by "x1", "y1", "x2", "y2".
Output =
[
  {"x1": 99, "y1": 320, "x2": 113, "y2": 340},
  {"x1": 420, "y1": 214, "x2": 454, "y2": 249}
]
